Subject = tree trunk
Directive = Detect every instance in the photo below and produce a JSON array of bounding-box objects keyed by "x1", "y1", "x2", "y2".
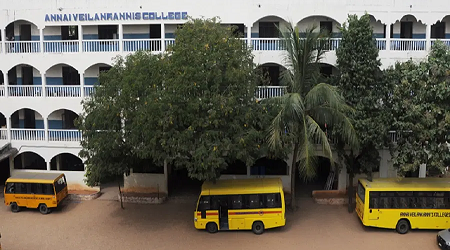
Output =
[
  {"x1": 290, "y1": 143, "x2": 299, "y2": 210},
  {"x1": 118, "y1": 178, "x2": 124, "y2": 209},
  {"x1": 347, "y1": 172, "x2": 354, "y2": 213}
]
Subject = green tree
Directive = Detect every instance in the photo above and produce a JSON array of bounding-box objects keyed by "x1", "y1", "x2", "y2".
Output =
[
  {"x1": 77, "y1": 51, "x2": 168, "y2": 186},
  {"x1": 162, "y1": 17, "x2": 281, "y2": 181},
  {"x1": 267, "y1": 22, "x2": 358, "y2": 210},
  {"x1": 335, "y1": 13, "x2": 392, "y2": 212},
  {"x1": 389, "y1": 41, "x2": 450, "y2": 176}
]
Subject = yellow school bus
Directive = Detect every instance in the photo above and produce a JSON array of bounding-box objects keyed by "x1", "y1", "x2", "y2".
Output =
[
  {"x1": 4, "y1": 172, "x2": 68, "y2": 214},
  {"x1": 356, "y1": 177, "x2": 450, "y2": 234},
  {"x1": 194, "y1": 178, "x2": 286, "y2": 234}
]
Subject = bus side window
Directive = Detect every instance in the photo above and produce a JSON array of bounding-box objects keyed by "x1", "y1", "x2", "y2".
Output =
[
  {"x1": 5, "y1": 183, "x2": 15, "y2": 194},
  {"x1": 369, "y1": 191, "x2": 379, "y2": 209},
  {"x1": 230, "y1": 195, "x2": 243, "y2": 209},
  {"x1": 247, "y1": 194, "x2": 260, "y2": 209},
  {"x1": 198, "y1": 196, "x2": 211, "y2": 211},
  {"x1": 16, "y1": 183, "x2": 29, "y2": 194},
  {"x1": 265, "y1": 193, "x2": 281, "y2": 208},
  {"x1": 435, "y1": 192, "x2": 445, "y2": 209}
]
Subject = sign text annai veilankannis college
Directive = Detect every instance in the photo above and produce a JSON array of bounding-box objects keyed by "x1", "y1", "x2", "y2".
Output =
[{"x1": 45, "y1": 12, "x2": 188, "y2": 22}]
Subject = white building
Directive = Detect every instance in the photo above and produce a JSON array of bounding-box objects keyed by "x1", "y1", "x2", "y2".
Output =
[{"x1": 0, "y1": 0, "x2": 444, "y2": 194}]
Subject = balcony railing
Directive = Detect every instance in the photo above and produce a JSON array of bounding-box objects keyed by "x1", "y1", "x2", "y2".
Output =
[
  {"x1": 0, "y1": 86, "x2": 4, "y2": 97},
  {"x1": 251, "y1": 38, "x2": 286, "y2": 51},
  {"x1": 83, "y1": 40, "x2": 119, "y2": 52},
  {"x1": 123, "y1": 39, "x2": 162, "y2": 52},
  {"x1": 8, "y1": 86, "x2": 42, "y2": 97},
  {"x1": 0, "y1": 128, "x2": 7, "y2": 140},
  {"x1": 11, "y1": 129, "x2": 46, "y2": 141},
  {"x1": 5, "y1": 41, "x2": 40, "y2": 53},
  {"x1": 376, "y1": 39, "x2": 387, "y2": 50},
  {"x1": 44, "y1": 40, "x2": 79, "y2": 53},
  {"x1": 48, "y1": 129, "x2": 82, "y2": 142},
  {"x1": 165, "y1": 39, "x2": 175, "y2": 48},
  {"x1": 431, "y1": 39, "x2": 450, "y2": 47},
  {"x1": 390, "y1": 39, "x2": 426, "y2": 51},
  {"x1": 84, "y1": 86, "x2": 95, "y2": 97},
  {"x1": 46, "y1": 86, "x2": 81, "y2": 97},
  {"x1": 255, "y1": 86, "x2": 287, "y2": 100}
]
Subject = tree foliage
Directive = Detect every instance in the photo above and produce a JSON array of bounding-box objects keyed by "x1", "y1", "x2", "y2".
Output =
[
  {"x1": 77, "y1": 17, "x2": 279, "y2": 186},
  {"x1": 267, "y1": 22, "x2": 358, "y2": 209},
  {"x1": 388, "y1": 41, "x2": 450, "y2": 175},
  {"x1": 335, "y1": 13, "x2": 392, "y2": 212}
]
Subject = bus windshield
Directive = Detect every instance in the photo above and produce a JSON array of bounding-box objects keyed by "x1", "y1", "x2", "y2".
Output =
[
  {"x1": 54, "y1": 175, "x2": 67, "y2": 194},
  {"x1": 357, "y1": 182, "x2": 365, "y2": 203}
]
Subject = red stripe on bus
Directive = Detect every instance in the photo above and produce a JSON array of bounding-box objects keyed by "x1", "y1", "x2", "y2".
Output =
[{"x1": 196, "y1": 212, "x2": 219, "y2": 216}]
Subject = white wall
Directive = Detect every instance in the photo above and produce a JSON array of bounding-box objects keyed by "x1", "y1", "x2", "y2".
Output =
[
  {"x1": 48, "y1": 109, "x2": 63, "y2": 120},
  {"x1": 17, "y1": 109, "x2": 43, "y2": 120},
  {"x1": 297, "y1": 16, "x2": 341, "y2": 33},
  {"x1": 43, "y1": 26, "x2": 61, "y2": 37},
  {"x1": 46, "y1": 65, "x2": 63, "y2": 77},
  {"x1": 12, "y1": 20, "x2": 39, "y2": 38},
  {"x1": 84, "y1": 65, "x2": 100, "y2": 77},
  {"x1": 83, "y1": 25, "x2": 98, "y2": 36},
  {"x1": 14, "y1": 66, "x2": 41, "y2": 78},
  {"x1": 165, "y1": 24, "x2": 177, "y2": 35},
  {"x1": 123, "y1": 172, "x2": 168, "y2": 195},
  {"x1": 123, "y1": 24, "x2": 149, "y2": 35}
]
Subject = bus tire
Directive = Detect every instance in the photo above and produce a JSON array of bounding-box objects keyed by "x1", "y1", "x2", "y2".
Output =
[
  {"x1": 206, "y1": 222, "x2": 218, "y2": 233},
  {"x1": 252, "y1": 221, "x2": 265, "y2": 235},
  {"x1": 10, "y1": 202, "x2": 20, "y2": 213},
  {"x1": 39, "y1": 204, "x2": 50, "y2": 215},
  {"x1": 396, "y1": 219, "x2": 410, "y2": 234}
]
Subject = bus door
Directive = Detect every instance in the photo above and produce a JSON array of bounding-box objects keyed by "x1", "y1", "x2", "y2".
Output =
[
  {"x1": 216, "y1": 196, "x2": 229, "y2": 230},
  {"x1": 368, "y1": 191, "x2": 380, "y2": 220}
]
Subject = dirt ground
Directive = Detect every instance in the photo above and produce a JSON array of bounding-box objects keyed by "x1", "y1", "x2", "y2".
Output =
[{"x1": 0, "y1": 198, "x2": 440, "y2": 250}]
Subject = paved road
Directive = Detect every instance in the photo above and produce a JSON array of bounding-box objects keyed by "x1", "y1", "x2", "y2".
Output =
[{"x1": 0, "y1": 197, "x2": 440, "y2": 250}]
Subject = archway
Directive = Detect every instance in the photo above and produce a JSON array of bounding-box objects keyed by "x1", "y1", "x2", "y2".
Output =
[
  {"x1": 297, "y1": 15, "x2": 341, "y2": 36},
  {"x1": 4, "y1": 20, "x2": 40, "y2": 53},
  {"x1": 295, "y1": 156, "x2": 339, "y2": 198},
  {"x1": 10, "y1": 108, "x2": 45, "y2": 141},
  {"x1": 251, "y1": 157, "x2": 288, "y2": 176},
  {"x1": 83, "y1": 63, "x2": 112, "y2": 97},
  {"x1": 319, "y1": 63, "x2": 339, "y2": 84},
  {"x1": 430, "y1": 15, "x2": 450, "y2": 47},
  {"x1": 47, "y1": 109, "x2": 81, "y2": 142},
  {"x1": 7, "y1": 64, "x2": 42, "y2": 97},
  {"x1": 14, "y1": 152, "x2": 46, "y2": 170},
  {"x1": 0, "y1": 111, "x2": 6, "y2": 140},
  {"x1": 251, "y1": 16, "x2": 289, "y2": 51},
  {"x1": 45, "y1": 63, "x2": 81, "y2": 97},
  {"x1": 255, "y1": 63, "x2": 288, "y2": 100},
  {"x1": 390, "y1": 15, "x2": 426, "y2": 51},
  {"x1": 50, "y1": 153, "x2": 84, "y2": 171}
]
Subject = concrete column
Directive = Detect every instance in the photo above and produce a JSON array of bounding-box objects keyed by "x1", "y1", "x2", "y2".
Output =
[
  {"x1": 39, "y1": 28, "x2": 44, "y2": 53},
  {"x1": 9, "y1": 155, "x2": 14, "y2": 176},
  {"x1": 385, "y1": 24, "x2": 391, "y2": 51},
  {"x1": 78, "y1": 25, "x2": 83, "y2": 52},
  {"x1": 3, "y1": 70, "x2": 8, "y2": 97},
  {"x1": 6, "y1": 116, "x2": 11, "y2": 141},
  {"x1": 247, "y1": 25, "x2": 251, "y2": 48},
  {"x1": 419, "y1": 164, "x2": 427, "y2": 178},
  {"x1": 46, "y1": 161, "x2": 51, "y2": 171},
  {"x1": 160, "y1": 23, "x2": 165, "y2": 52},
  {"x1": 426, "y1": 24, "x2": 432, "y2": 51},
  {"x1": 44, "y1": 117, "x2": 49, "y2": 142},
  {"x1": 41, "y1": 72, "x2": 46, "y2": 97},
  {"x1": 56, "y1": 155, "x2": 61, "y2": 171},
  {"x1": 1, "y1": 29, "x2": 5, "y2": 54},
  {"x1": 80, "y1": 71, "x2": 85, "y2": 98},
  {"x1": 118, "y1": 24, "x2": 123, "y2": 52},
  {"x1": 163, "y1": 160, "x2": 168, "y2": 195}
]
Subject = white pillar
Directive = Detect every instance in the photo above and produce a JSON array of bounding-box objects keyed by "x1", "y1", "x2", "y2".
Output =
[
  {"x1": 118, "y1": 24, "x2": 123, "y2": 52},
  {"x1": 78, "y1": 25, "x2": 83, "y2": 52},
  {"x1": 426, "y1": 24, "x2": 432, "y2": 51},
  {"x1": 41, "y1": 72, "x2": 46, "y2": 97},
  {"x1": 39, "y1": 28, "x2": 44, "y2": 53},
  {"x1": 56, "y1": 155, "x2": 61, "y2": 171},
  {"x1": 46, "y1": 161, "x2": 51, "y2": 171},
  {"x1": 419, "y1": 164, "x2": 427, "y2": 178},
  {"x1": 9, "y1": 155, "x2": 14, "y2": 176},
  {"x1": 44, "y1": 117, "x2": 48, "y2": 142},
  {"x1": 6, "y1": 116, "x2": 11, "y2": 141},
  {"x1": 1, "y1": 29, "x2": 5, "y2": 54},
  {"x1": 247, "y1": 25, "x2": 251, "y2": 48},
  {"x1": 80, "y1": 71, "x2": 85, "y2": 98},
  {"x1": 385, "y1": 24, "x2": 391, "y2": 51},
  {"x1": 161, "y1": 23, "x2": 165, "y2": 52},
  {"x1": 3, "y1": 70, "x2": 8, "y2": 97}
]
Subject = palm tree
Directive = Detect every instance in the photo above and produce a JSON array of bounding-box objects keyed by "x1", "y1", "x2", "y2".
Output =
[{"x1": 266, "y1": 22, "x2": 359, "y2": 210}]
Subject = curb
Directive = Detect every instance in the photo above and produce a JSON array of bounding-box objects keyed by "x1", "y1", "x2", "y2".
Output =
[
  {"x1": 118, "y1": 194, "x2": 167, "y2": 204},
  {"x1": 68, "y1": 191, "x2": 101, "y2": 201}
]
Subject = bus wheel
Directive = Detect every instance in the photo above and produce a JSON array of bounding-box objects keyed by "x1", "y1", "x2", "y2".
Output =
[
  {"x1": 206, "y1": 222, "x2": 218, "y2": 233},
  {"x1": 396, "y1": 219, "x2": 410, "y2": 234},
  {"x1": 252, "y1": 221, "x2": 265, "y2": 235},
  {"x1": 39, "y1": 204, "x2": 50, "y2": 215},
  {"x1": 10, "y1": 202, "x2": 20, "y2": 213}
]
